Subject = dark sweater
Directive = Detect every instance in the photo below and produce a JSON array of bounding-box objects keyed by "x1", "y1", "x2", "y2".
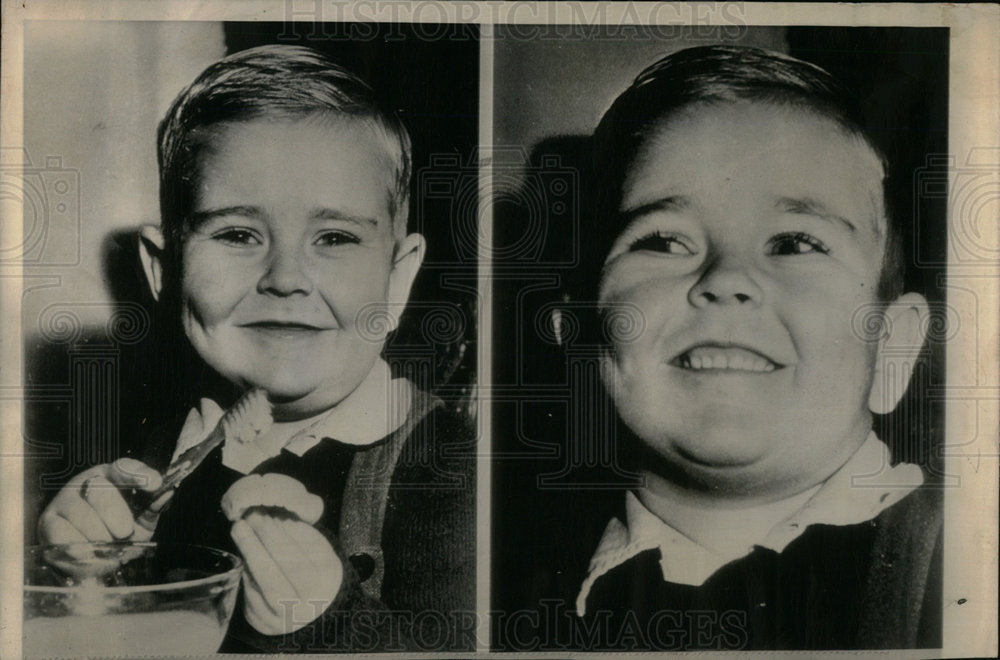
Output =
[
  {"x1": 496, "y1": 486, "x2": 941, "y2": 651},
  {"x1": 151, "y1": 390, "x2": 476, "y2": 653}
]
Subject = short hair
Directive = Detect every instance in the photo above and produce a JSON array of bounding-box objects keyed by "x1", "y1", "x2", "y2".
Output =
[
  {"x1": 157, "y1": 44, "x2": 412, "y2": 251},
  {"x1": 588, "y1": 45, "x2": 903, "y2": 302}
]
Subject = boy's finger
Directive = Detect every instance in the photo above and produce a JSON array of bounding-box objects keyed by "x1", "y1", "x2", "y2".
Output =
[
  {"x1": 258, "y1": 474, "x2": 322, "y2": 524},
  {"x1": 134, "y1": 489, "x2": 174, "y2": 535},
  {"x1": 241, "y1": 573, "x2": 286, "y2": 635},
  {"x1": 231, "y1": 517, "x2": 298, "y2": 607},
  {"x1": 281, "y1": 519, "x2": 342, "y2": 599},
  {"x1": 107, "y1": 458, "x2": 163, "y2": 492},
  {"x1": 279, "y1": 518, "x2": 322, "y2": 573},
  {"x1": 56, "y1": 497, "x2": 114, "y2": 543},
  {"x1": 240, "y1": 522, "x2": 335, "y2": 635},
  {"x1": 66, "y1": 465, "x2": 106, "y2": 488},
  {"x1": 143, "y1": 488, "x2": 175, "y2": 516},
  {"x1": 282, "y1": 519, "x2": 337, "y2": 574},
  {"x1": 251, "y1": 516, "x2": 314, "y2": 599},
  {"x1": 221, "y1": 475, "x2": 262, "y2": 521},
  {"x1": 79, "y1": 475, "x2": 135, "y2": 539},
  {"x1": 222, "y1": 474, "x2": 323, "y2": 524},
  {"x1": 38, "y1": 513, "x2": 88, "y2": 545},
  {"x1": 241, "y1": 569, "x2": 281, "y2": 616},
  {"x1": 244, "y1": 513, "x2": 307, "y2": 599}
]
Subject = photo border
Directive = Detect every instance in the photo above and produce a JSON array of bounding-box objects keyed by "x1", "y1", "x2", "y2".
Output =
[{"x1": 2, "y1": 2, "x2": 996, "y2": 658}]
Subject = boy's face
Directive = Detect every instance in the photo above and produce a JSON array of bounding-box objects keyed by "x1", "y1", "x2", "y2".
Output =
[
  {"x1": 176, "y1": 117, "x2": 419, "y2": 419},
  {"x1": 599, "y1": 101, "x2": 889, "y2": 498}
]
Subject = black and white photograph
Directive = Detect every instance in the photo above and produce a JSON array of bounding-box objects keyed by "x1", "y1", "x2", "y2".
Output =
[
  {"x1": 1, "y1": 2, "x2": 997, "y2": 659},
  {"x1": 13, "y1": 17, "x2": 479, "y2": 655},
  {"x1": 490, "y1": 25, "x2": 951, "y2": 651}
]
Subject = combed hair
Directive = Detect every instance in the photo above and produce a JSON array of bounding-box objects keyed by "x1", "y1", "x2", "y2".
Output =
[
  {"x1": 589, "y1": 45, "x2": 902, "y2": 302},
  {"x1": 157, "y1": 44, "x2": 412, "y2": 249}
]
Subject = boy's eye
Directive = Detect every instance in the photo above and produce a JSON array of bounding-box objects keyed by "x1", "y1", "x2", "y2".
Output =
[
  {"x1": 768, "y1": 232, "x2": 830, "y2": 256},
  {"x1": 314, "y1": 230, "x2": 361, "y2": 247},
  {"x1": 629, "y1": 231, "x2": 694, "y2": 255},
  {"x1": 212, "y1": 228, "x2": 262, "y2": 246}
]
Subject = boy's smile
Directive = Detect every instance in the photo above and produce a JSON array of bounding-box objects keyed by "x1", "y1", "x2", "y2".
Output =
[
  {"x1": 599, "y1": 101, "x2": 890, "y2": 497},
  {"x1": 670, "y1": 343, "x2": 779, "y2": 373},
  {"x1": 174, "y1": 117, "x2": 421, "y2": 419}
]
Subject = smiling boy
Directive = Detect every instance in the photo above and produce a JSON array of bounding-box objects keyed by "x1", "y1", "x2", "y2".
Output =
[
  {"x1": 168, "y1": 117, "x2": 421, "y2": 420},
  {"x1": 37, "y1": 45, "x2": 474, "y2": 653},
  {"x1": 541, "y1": 46, "x2": 941, "y2": 650}
]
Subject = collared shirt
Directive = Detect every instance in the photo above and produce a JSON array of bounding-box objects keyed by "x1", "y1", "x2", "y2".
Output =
[
  {"x1": 576, "y1": 432, "x2": 925, "y2": 616},
  {"x1": 169, "y1": 359, "x2": 413, "y2": 475}
]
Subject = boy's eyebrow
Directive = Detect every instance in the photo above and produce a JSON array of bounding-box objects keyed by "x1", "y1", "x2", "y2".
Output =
[
  {"x1": 619, "y1": 196, "x2": 691, "y2": 223},
  {"x1": 309, "y1": 207, "x2": 380, "y2": 228},
  {"x1": 776, "y1": 197, "x2": 857, "y2": 232},
  {"x1": 186, "y1": 206, "x2": 380, "y2": 228},
  {"x1": 188, "y1": 205, "x2": 263, "y2": 225}
]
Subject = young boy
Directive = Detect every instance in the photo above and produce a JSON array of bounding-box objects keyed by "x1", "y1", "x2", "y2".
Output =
[
  {"x1": 532, "y1": 45, "x2": 940, "y2": 650},
  {"x1": 37, "y1": 45, "x2": 474, "y2": 653}
]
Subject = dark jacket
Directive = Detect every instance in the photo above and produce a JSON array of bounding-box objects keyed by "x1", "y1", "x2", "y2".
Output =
[
  {"x1": 496, "y1": 485, "x2": 941, "y2": 651},
  {"x1": 152, "y1": 390, "x2": 476, "y2": 653}
]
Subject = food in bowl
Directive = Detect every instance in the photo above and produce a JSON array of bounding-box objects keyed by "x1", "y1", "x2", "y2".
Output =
[{"x1": 24, "y1": 542, "x2": 242, "y2": 657}]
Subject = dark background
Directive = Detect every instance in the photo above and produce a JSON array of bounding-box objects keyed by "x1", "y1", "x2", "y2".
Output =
[{"x1": 490, "y1": 26, "x2": 950, "y2": 638}]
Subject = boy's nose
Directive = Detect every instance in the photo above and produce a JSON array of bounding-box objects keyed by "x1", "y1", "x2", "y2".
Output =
[
  {"x1": 257, "y1": 246, "x2": 313, "y2": 297},
  {"x1": 688, "y1": 258, "x2": 763, "y2": 308}
]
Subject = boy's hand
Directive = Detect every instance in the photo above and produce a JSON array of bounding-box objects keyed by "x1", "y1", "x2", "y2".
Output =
[
  {"x1": 37, "y1": 458, "x2": 169, "y2": 544},
  {"x1": 36, "y1": 400, "x2": 224, "y2": 545},
  {"x1": 224, "y1": 474, "x2": 343, "y2": 635}
]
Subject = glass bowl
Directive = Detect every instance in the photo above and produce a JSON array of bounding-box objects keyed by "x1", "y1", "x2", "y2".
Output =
[{"x1": 24, "y1": 542, "x2": 242, "y2": 658}]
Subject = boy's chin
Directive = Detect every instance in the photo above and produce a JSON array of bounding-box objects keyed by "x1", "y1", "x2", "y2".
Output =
[
  {"x1": 212, "y1": 359, "x2": 379, "y2": 420},
  {"x1": 653, "y1": 456, "x2": 802, "y2": 500},
  {"x1": 262, "y1": 389, "x2": 344, "y2": 421},
  {"x1": 633, "y1": 427, "x2": 816, "y2": 496},
  {"x1": 226, "y1": 376, "x2": 349, "y2": 420},
  {"x1": 632, "y1": 419, "x2": 771, "y2": 467},
  {"x1": 665, "y1": 436, "x2": 771, "y2": 479},
  {"x1": 640, "y1": 429, "x2": 864, "y2": 501}
]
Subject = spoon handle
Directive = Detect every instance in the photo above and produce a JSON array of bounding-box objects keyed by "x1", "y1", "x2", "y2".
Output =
[{"x1": 130, "y1": 389, "x2": 273, "y2": 530}]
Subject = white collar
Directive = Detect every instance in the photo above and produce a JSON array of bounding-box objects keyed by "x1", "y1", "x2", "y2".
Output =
[
  {"x1": 576, "y1": 432, "x2": 924, "y2": 616},
  {"x1": 221, "y1": 359, "x2": 413, "y2": 474}
]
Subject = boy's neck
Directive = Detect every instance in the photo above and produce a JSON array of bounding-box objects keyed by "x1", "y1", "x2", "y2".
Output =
[
  {"x1": 266, "y1": 359, "x2": 412, "y2": 448},
  {"x1": 635, "y1": 431, "x2": 870, "y2": 556}
]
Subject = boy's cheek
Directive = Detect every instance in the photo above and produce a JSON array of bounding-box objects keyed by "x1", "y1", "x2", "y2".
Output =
[
  {"x1": 810, "y1": 287, "x2": 881, "y2": 336},
  {"x1": 181, "y1": 252, "x2": 259, "y2": 300},
  {"x1": 599, "y1": 259, "x2": 677, "y2": 302}
]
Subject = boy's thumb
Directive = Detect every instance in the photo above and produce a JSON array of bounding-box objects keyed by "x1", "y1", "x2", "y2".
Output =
[
  {"x1": 108, "y1": 458, "x2": 163, "y2": 491},
  {"x1": 134, "y1": 489, "x2": 174, "y2": 533}
]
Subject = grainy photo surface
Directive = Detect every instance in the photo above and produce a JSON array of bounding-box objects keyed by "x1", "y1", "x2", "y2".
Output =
[{"x1": 1, "y1": 3, "x2": 997, "y2": 659}]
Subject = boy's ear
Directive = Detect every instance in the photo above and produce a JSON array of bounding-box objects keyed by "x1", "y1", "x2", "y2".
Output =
[
  {"x1": 138, "y1": 225, "x2": 167, "y2": 302},
  {"x1": 868, "y1": 292, "x2": 929, "y2": 415},
  {"x1": 386, "y1": 232, "x2": 426, "y2": 331}
]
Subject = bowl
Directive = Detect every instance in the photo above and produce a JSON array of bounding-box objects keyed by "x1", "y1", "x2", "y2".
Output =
[{"x1": 24, "y1": 542, "x2": 242, "y2": 658}]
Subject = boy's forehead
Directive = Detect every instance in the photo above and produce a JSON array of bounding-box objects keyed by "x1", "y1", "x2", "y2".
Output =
[
  {"x1": 620, "y1": 101, "x2": 887, "y2": 238},
  {"x1": 188, "y1": 116, "x2": 401, "y2": 229},
  {"x1": 195, "y1": 114, "x2": 398, "y2": 174}
]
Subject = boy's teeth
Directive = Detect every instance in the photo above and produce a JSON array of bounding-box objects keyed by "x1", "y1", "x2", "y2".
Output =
[{"x1": 677, "y1": 346, "x2": 776, "y2": 372}]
